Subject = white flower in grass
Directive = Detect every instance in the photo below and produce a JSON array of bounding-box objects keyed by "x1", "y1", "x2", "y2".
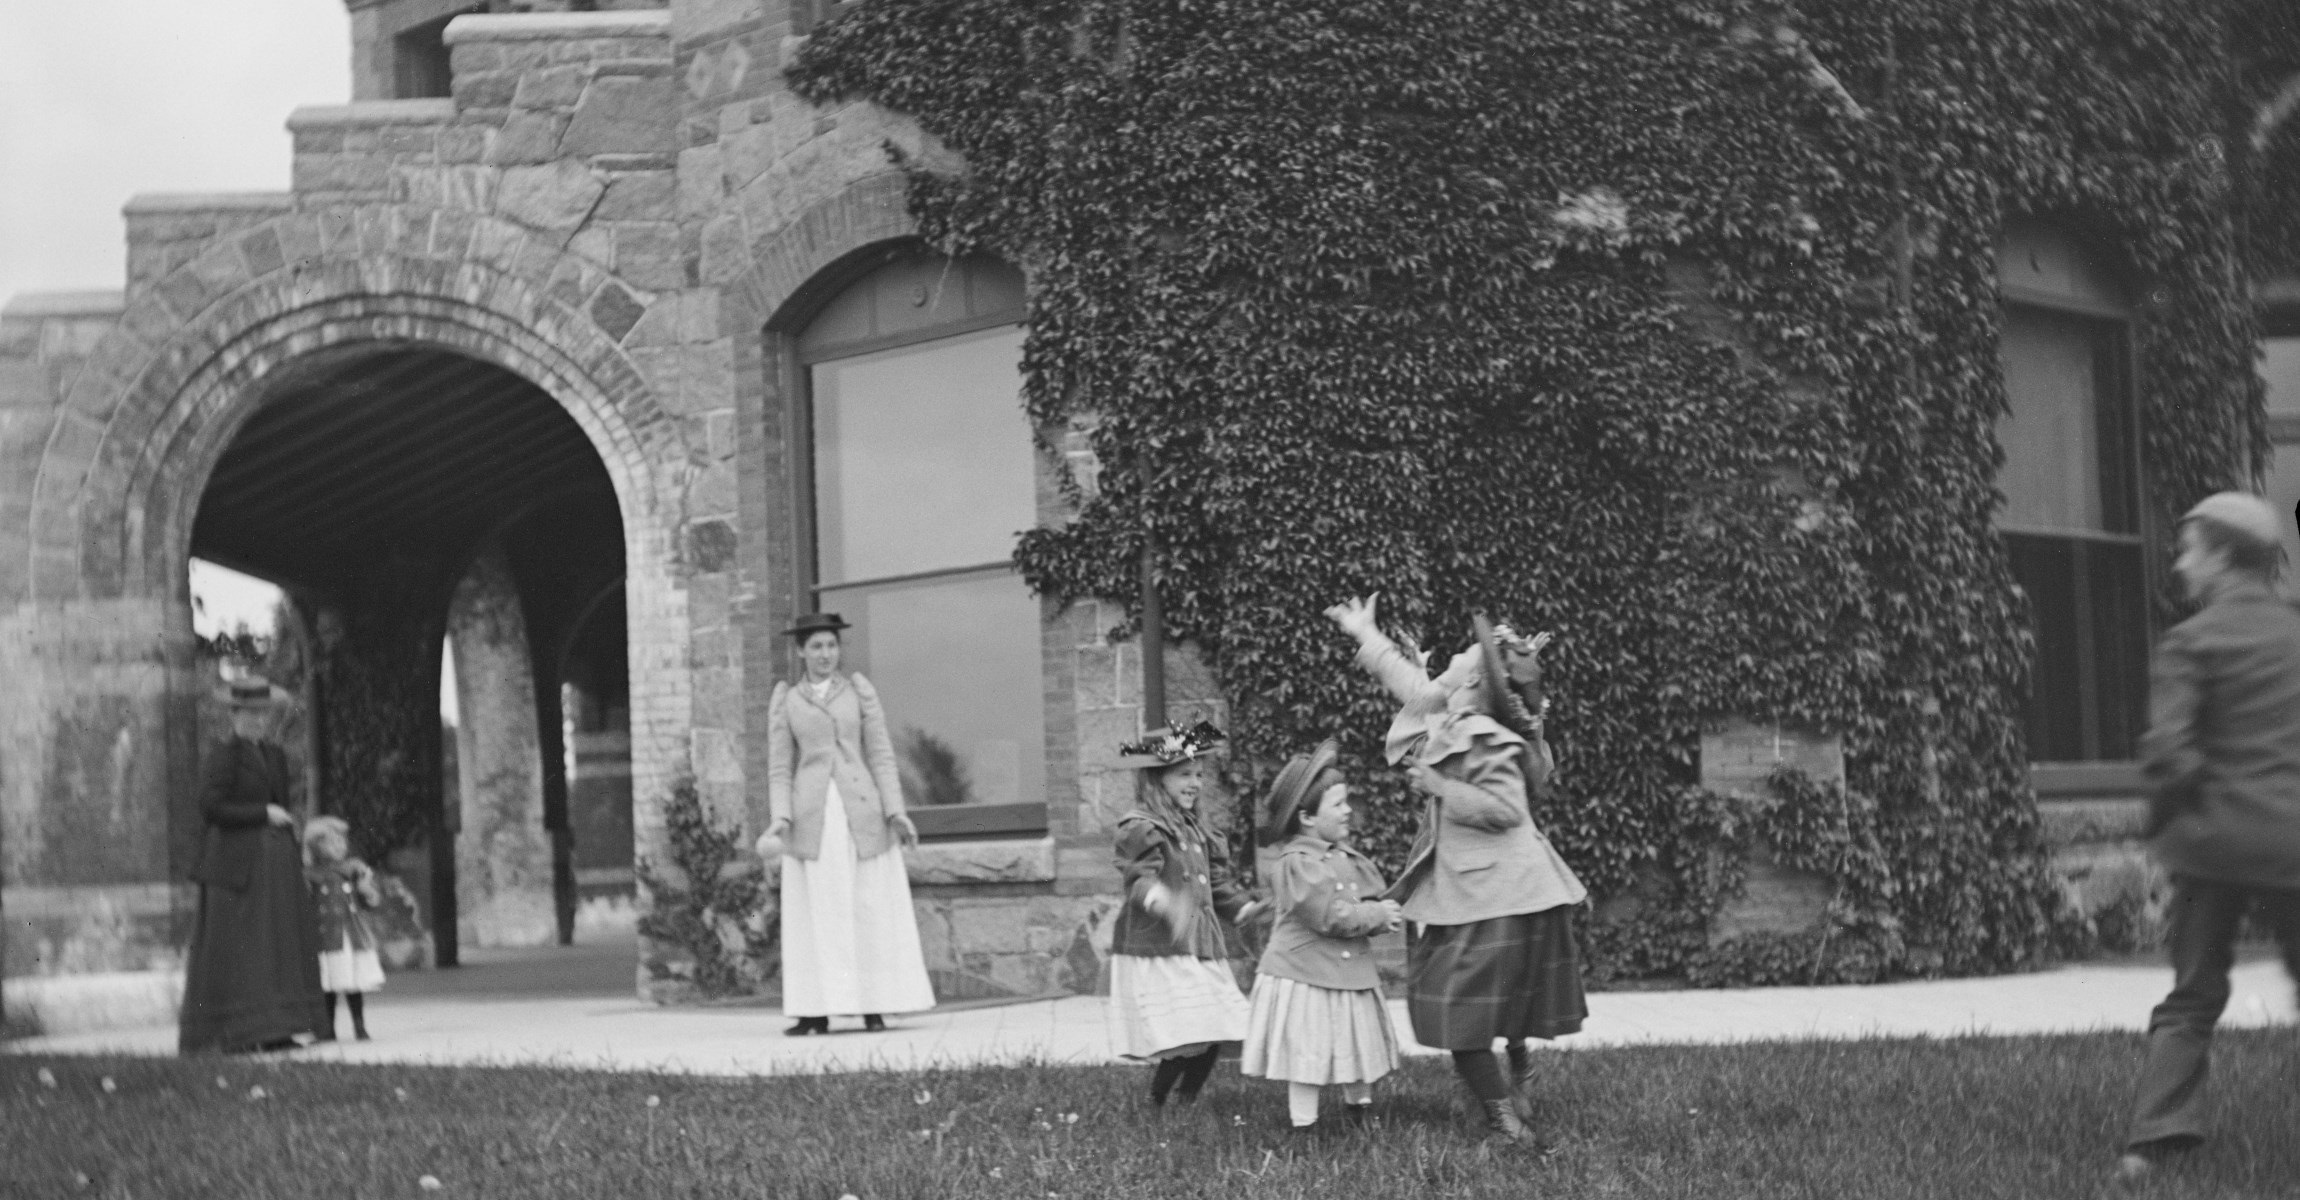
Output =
[
  {"x1": 646, "y1": 1095, "x2": 661, "y2": 1108},
  {"x1": 418, "y1": 1175, "x2": 443, "y2": 1191},
  {"x1": 395, "y1": 1087, "x2": 410, "y2": 1101},
  {"x1": 37, "y1": 1068, "x2": 56, "y2": 1088},
  {"x1": 71, "y1": 1172, "x2": 90, "y2": 1189},
  {"x1": 215, "y1": 1076, "x2": 229, "y2": 1090},
  {"x1": 989, "y1": 1168, "x2": 1003, "y2": 1180},
  {"x1": 100, "y1": 1077, "x2": 117, "y2": 1093},
  {"x1": 1061, "y1": 1112, "x2": 1079, "y2": 1125},
  {"x1": 248, "y1": 1085, "x2": 268, "y2": 1100},
  {"x1": 914, "y1": 1088, "x2": 933, "y2": 1105},
  {"x1": 1231, "y1": 1115, "x2": 1245, "y2": 1127}
]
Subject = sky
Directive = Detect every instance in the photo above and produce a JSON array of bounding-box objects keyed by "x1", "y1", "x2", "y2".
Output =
[{"x1": 0, "y1": 1, "x2": 350, "y2": 303}]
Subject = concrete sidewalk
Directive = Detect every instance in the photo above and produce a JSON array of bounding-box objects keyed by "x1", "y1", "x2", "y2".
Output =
[{"x1": 7, "y1": 937, "x2": 2292, "y2": 1077}]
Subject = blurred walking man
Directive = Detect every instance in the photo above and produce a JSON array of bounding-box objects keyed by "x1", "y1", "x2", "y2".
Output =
[{"x1": 2117, "y1": 492, "x2": 2300, "y2": 1182}]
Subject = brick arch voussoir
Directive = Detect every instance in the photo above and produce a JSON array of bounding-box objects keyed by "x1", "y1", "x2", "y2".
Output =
[
  {"x1": 41, "y1": 208, "x2": 676, "y2": 603},
  {"x1": 742, "y1": 172, "x2": 918, "y2": 330}
]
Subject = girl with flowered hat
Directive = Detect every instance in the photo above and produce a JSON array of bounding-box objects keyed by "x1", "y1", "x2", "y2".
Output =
[{"x1": 1107, "y1": 720, "x2": 1254, "y2": 1106}]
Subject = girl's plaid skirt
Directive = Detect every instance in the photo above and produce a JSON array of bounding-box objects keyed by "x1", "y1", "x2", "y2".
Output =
[{"x1": 1405, "y1": 905, "x2": 1586, "y2": 1050}]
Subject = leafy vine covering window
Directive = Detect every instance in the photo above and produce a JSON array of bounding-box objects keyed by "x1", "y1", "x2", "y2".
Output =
[
  {"x1": 798, "y1": 251, "x2": 1046, "y2": 810},
  {"x1": 1996, "y1": 224, "x2": 2147, "y2": 762}
]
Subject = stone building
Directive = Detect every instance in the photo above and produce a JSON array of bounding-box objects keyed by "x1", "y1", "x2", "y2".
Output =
[
  {"x1": 1, "y1": 0, "x2": 1213, "y2": 1034},
  {"x1": 5, "y1": 0, "x2": 2300, "y2": 1034}
]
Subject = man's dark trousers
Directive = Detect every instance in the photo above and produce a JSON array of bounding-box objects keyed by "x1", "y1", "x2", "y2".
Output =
[{"x1": 2127, "y1": 876, "x2": 2300, "y2": 1150}]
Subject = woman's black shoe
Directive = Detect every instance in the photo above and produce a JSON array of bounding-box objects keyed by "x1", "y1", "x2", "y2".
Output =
[
  {"x1": 785, "y1": 1017, "x2": 830, "y2": 1036},
  {"x1": 862, "y1": 1014, "x2": 888, "y2": 1033}
]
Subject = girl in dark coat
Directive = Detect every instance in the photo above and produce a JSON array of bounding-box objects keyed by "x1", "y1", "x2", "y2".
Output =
[
  {"x1": 303, "y1": 815, "x2": 384, "y2": 1041},
  {"x1": 178, "y1": 678, "x2": 325, "y2": 1055}
]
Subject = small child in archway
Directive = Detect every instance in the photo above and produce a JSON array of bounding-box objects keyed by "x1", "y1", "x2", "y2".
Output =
[
  {"x1": 303, "y1": 816, "x2": 384, "y2": 1041},
  {"x1": 1241, "y1": 740, "x2": 1404, "y2": 1131}
]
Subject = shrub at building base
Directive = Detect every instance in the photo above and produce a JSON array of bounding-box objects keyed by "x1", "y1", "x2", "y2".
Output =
[
  {"x1": 636, "y1": 775, "x2": 777, "y2": 1000},
  {"x1": 791, "y1": 0, "x2": 2300, "y2": 984}
]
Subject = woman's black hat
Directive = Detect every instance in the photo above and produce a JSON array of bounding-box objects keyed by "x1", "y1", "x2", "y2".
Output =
[{"x1": 784, "y1": 612, "x2": 851, "y2": 639}]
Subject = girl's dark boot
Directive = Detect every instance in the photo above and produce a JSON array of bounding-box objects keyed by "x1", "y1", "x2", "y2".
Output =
[
  {"x1": 1505, "y1": 1040, "x2": 1535, "y2": 1123},
  {"x1": 1149, "y1": 1056, "x2": 1189, "y2": 1106},
  {"x1": 1173, "y1": 1046, "x2": 1221, "y2": 1103},
  {"x1": 347, "y1": 993, "x2": 370, "y2": 1041}
]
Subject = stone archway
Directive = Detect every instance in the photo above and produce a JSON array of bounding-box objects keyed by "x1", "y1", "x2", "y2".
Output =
[{"x1": 6, "y1": 205, "x2": 711, "y2": 998}]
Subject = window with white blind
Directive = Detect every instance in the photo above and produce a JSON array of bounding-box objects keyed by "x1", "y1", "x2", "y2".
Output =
[{"x1": 795, "y1": 251, "x2": 1047, "y2": 818}]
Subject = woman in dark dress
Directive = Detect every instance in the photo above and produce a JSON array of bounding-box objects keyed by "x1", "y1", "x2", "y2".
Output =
[{"x1": 178, "y1": 677, "x2": 326, "y2": 1054}]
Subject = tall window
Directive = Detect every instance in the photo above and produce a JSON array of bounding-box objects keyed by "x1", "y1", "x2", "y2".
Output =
[
  {"x1": 2259, "y1": 334, "x2": 2300, "y2": 591},
  {"x1": 797, "y1": 251, "x2": 1046, "y2": 812},
  {"x1": 1996, "y1": 223, "x2": 2147, "y2": 762}
]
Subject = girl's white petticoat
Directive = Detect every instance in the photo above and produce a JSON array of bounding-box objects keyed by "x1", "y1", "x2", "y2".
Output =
[
  {"x1": 1107, "y1": 952, "x2": 1251, "y2": 1060},
  {"x1": 316, "y1": 932, "x2": 385, "y2": 993},
  {"x1": 1241, "y1": 973, "x2": 1399, "y2": 1085},
  {"x1": 779, "y1": 781, "x2": 937, "y2": 1017}
]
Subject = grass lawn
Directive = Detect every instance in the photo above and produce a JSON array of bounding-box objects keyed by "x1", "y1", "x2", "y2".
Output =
[{"x1": 6, "y1": 1031, "x2": 2296, "y2": 1199}]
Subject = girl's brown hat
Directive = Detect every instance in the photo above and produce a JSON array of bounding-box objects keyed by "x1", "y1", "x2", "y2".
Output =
[{"x1": 1258, "y1": 740, "x2": 1340, "y2": 846}]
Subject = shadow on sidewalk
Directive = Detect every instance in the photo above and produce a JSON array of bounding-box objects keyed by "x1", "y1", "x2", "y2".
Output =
[{"x1": 384, "y1": 931, "x2": 640, "y2": 1001}]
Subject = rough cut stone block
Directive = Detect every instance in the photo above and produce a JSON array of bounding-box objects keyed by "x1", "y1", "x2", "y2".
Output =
[
  {"x1": 1710, "y1": 847, "x2": 1834, "y2": 940},
  {"x1": 514, "y1": 64, "x2": 591, "y2": 110},
  {"x1": 487, "y1": 112, "x2": 571, "y2": 166},
  {"x1": 454, "y1": 70, "x2": 522, "y2": 111},
  {"x1": 676, "y1": 146, "x2": 724, "y2": 217},
  {"x1": 697, "y1": 214, "x2": 748, "y2": 284},
  {"x1": 613, "y1": 222, "x2": 687, "y2": 289},
  {"x1": 1700, "y1": 720, "x2": 1845, "y2": 792},
  {"x1": 563, "y1": 76, "x2": 676, "y2": 157},
  {"x1": 296, "y1": 154, "x2": 392, "y2": 195},
  {"x1": 907, "y1": 837, "x2": 1057, "y2": 885},
  {"x1": 495, "y1": 160, "x2": 606, "y2": 232},
  {"x1": 597, "y1": 170, "x2": 676, "y2": 220},
  {"x1": 438, "y1": 124, "x2": 491, "y2": 164},
  {"x1": 590, "y1": 280, "x2": 647, "y2": 342}
]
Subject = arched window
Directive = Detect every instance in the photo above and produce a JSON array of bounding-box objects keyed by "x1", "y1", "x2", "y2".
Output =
[
  {"x1": 792, "y1": 250, "x2": 1047, "y2": 817},
  {"x1": 1996, "y1": 221, "x2": 2147, "y2": 763}
]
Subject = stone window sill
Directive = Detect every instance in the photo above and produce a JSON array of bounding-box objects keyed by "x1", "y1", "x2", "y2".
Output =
[{"x1": 907, "y1": 836, "x2": 1055, "y2": 886}]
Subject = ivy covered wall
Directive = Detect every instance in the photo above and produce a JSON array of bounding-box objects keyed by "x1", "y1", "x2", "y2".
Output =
[{"x1": 789, "y1": 0, "x2": 2300, "y2": 984}]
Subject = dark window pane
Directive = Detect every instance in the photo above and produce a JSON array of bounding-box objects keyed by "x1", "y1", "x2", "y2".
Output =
[
  {"x1": 2089, "y1": 542, "x2": 2146, "y2": 759},
  {"x1": 2008, "y1": 534, "x2": 2084, "y2": 761}
]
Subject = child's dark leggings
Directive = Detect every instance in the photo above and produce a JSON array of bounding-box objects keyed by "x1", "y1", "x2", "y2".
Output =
[
  {"x1": 323, "y1": 992, "x2": 367, "y2": 1035},
  {"x1": 1150, "y1": 1046, "x2": 1221, "y2": 1104},
  {"x1": 1451, "y1": 1040, "x2": 1532, "y2": 1101}
]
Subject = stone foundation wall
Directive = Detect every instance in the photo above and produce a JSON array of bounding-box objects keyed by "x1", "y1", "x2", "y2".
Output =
[
  {"x1": 2040, "y1": 793, "x2": 2166, "y2": 952},
  {"x1": 1698, "y1": 720, "x2": 1839, "y2": 940}
]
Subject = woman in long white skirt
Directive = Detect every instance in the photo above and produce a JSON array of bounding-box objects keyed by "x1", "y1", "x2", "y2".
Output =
[
  {"x1": 756, "y1": 612, "x2": 935, "y2": 1034},
  {"x1": 1107, "y1": 721, "x2": 1255, "y2": 1105}
]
